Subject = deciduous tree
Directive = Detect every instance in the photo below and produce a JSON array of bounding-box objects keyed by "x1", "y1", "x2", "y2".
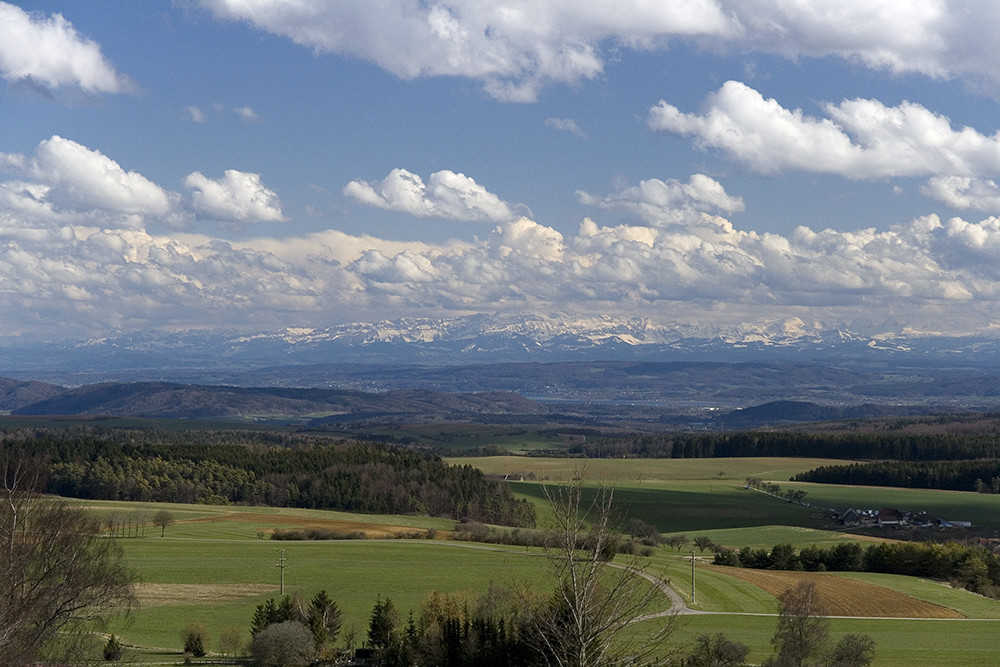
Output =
[
  {"x1": 250, "y1": 620, "x2": 315, "y2": 667},
  {"x1": 525, "y1": 478, "x2": 677, "y2": 667},
  {"x1": 218, "y1": 627, "x2": 244, "y2": 657},
  {"x1": 152, "y1": 509, "x2": 175, "y2": 537},
  {"x1": 685, "y1": 632, "x2": 750, "y2": 666},
  {"x1": 1, "y1": 456, "x2": 136, "y2": 666},
  {"x1": 767, "y1": 582, "x2": 828, "y2": 667},
  {"x1": 826, "y1": 633, "x2": 876, "y2": 667}
]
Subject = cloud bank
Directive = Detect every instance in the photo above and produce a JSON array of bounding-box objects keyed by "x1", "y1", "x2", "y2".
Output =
[
  {"x1": 199, "y1": 1, "x2": 1000, "y2": 101},
  {"x1": 2, "y1": 135, "x2": 1000, "y2": 337}
]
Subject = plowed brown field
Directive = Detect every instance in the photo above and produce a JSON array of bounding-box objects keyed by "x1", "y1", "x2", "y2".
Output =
[
  {"x1": 136, "y1": 583, "x2": 276, "y2": 607},
  {"x1": 706, "y1": 566, "x2": 963, "y2": 618},
  {"x1": 186, "y1": 511, "x2": 426, "y2": 538}
]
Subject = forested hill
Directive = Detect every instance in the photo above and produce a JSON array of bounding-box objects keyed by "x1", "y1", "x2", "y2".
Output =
[
  {"x1": 6, "y1": 380, "x2": 548, "y2": 421},
  {"x1": 1, "y1": 427, "x2": 535, "y2": 527},
  {"x1": 0, "y1": 377, "x2": 64, "y2": 412}
]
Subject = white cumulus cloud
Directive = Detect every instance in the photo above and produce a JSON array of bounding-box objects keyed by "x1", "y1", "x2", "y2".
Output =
[
  {"x1": 0, "y1": 137, "x2": 291, "y2": 229},
  {"x1": 199, "y1": 0, "x2": 735, "y2": 101},
  {"x1": 922, "y1": 177, "x2": 1000, "y2": 213},
  {"x1": 649, "y1": 81, "x2": 1000, "y2": 212},
  {"x1": 0, "y1": 135, "x2": 172, "y2": 223},
  {"x1": 200, "y1": 1, "x2": 1000, "y2": 101},
  {"x1": 344, "y1": 168, "x2": 515, "y2": 222},
  {"x1": 0, "y1": 2, "x2": 129, "y2": 95},
  {"x1": 578, "y1": 174, "x2": 744, "y2": 226},
  {"x1": 184, "y1": 170, "x2": 286, "y2": 223}
]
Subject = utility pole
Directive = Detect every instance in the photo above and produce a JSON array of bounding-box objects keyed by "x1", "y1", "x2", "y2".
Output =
[
  {"x1": 691, "y1": 549, "x2": 695, "y2": 604},
  {"x1": 275, "y1": 549, "x2": 286, "y2": 595}
]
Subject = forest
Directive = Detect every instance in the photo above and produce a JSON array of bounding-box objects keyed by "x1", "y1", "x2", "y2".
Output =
[
  {"x1": 714, "y1": 540, "x2": 1000, "y2": 597},
  {"x1": 566, "y1": 429, "x2": 1000, "y2": 461},
  {"x1": 0, "y1": 426, "x2": 535, "y2": 527},
  {"x1": 793, "y1": 460, "x2": 1000, "y2": 493}
]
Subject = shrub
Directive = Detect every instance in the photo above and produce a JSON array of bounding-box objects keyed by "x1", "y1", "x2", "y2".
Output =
[
  {"x1": 218, "y1": 627, "x2": 244, "y2": 657},
  {"x1": 250, "y1": 621, "x2": 315, "y2": 666},
  {"x1": 102, "y1": 634, "x2": 123, "y2": 661},
  {"x1": 181, "y1": 622, "x2": 209, "y2": 657}
]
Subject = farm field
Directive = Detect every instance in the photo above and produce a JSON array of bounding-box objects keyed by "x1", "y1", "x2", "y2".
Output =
[
  {"x1": 349, "y1": 422, "x2": 573, "y2": 451},
  {"x1": 118, "y1": 538, "x2": 555, "y2": 653},
  {"x1": 458, "y1": 455, "x2": 1000, "y2": 532},
  {"x1": 69, "y1": 453, "x2": 1000, "y2": 666},
  {"x1": 670, "y1": 615, "x2": 1000, "y2": 667},
  {"x1": 452, "y1": 455, "x2": 842, "y2": 482}
]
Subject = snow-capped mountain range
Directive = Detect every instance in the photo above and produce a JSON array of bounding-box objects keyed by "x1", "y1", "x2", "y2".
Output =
[{"x1": 2, "y1": 313, "x2": 999, "y2": 382}]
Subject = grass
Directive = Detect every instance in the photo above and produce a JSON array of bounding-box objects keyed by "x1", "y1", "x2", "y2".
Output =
[
  {"x1": 669, "y1": 615, "x2": 1000, "y2": 667},
  {"x1": 118, "y1": 538, "x2": 555, "y2": 651},
  {"x1": 670, "y1": 525, "x2": 879, "y2": 551},
  {"x1": 783, "y1": 481, "x2": 1000, "y2": 530},
  {"x1": 452, "y1": 455, "x2": 844, "y2": 482},
  {"x1": 62, "y1": 452, "x2": 1000, "y2": 663},
  {"x1": 458, "y1": 455, "x2": 1000, "y2": 531},
  {"x1": 512, "y1": 480, "x2": 824, "y2": 532}
]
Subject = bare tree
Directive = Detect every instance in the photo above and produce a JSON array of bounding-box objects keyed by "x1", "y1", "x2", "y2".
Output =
[
  {"x1": 525, "y1": 478, "x2": 677, "y2": 667},
  {"x1": 767, "y1": 582, "x2": 829, "y2": 667},
  {"x1": 218, "y1": 627, "x2": 244, "y2": 658},
  {"x1": 152, "y1": 509, "x2": 175, "y2": 537},
  {"x1": 685, "y1": 632, "x2": 750, "y2": 667},
  {"x1": 1, "y1": 455, "x2": 137, "y2": 666}
]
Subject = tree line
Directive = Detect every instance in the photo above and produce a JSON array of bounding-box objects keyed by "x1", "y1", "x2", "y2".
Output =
[
  {"x1": 0, "y1": 426, "x2": 535, "y2": 527},
  {"x1": 792, "y1": 459, "x2": 1000, "y2": 493},
  {"x1": 714, "y1": 540, "x2": 1000, "y2": 598},
  {"x1": 560, "y1": 430, "x2": 1000, "y2": 461}
]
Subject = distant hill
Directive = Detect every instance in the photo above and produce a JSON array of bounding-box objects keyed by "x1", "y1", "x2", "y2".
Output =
[
  {"x1": 0, "y1": 377, "x2": 65, "y2": 412},
  {"x1": 715, "y1": 400, "x2": 935, "y2": 427},
  {"x1": 9, "y1": 380, "x2": 549, "y2": 420}
]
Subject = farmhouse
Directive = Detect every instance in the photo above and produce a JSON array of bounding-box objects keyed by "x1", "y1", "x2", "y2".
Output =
[
  {"x1": 837, "y1": 507, "x2": 877, "y2": 526},
  {"x1": 877, "y1": 507, "x2": 906, "y2": 528},
  {"x1": 839, "y1": 507, "x2": 862, "y2": 526}
]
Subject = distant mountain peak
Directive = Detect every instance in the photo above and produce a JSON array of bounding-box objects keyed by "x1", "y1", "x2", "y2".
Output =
[{"x1": 4, "y1": 312, "x2": 1000, "y2": 382}]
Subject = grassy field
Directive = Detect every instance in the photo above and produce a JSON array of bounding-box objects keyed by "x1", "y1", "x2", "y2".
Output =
[
  {"x1": 668, "y1": 615, "x2": 1000, "y2": 667},
  {"x1": 452, "y1": 455, "x2": 841, "y2": 482},
  {"x1": 457, "y1": 455, "x2": 1000, "y2": 532},
  {"x1": 64, "y1": 453, "x2": 1000, "y2": 664},
  {"x1": 118, "y1": 538, "x2": 555, "y2": 652}
]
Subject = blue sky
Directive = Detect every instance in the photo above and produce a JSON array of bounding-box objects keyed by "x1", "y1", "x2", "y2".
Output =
[{"x1": 4, "y1": 1, "x2": 1000, "y2": 340}]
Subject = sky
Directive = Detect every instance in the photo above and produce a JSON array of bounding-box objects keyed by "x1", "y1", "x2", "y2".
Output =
[{"x1": 4, "y1": 1, "x2": 1000, "y2": 340}]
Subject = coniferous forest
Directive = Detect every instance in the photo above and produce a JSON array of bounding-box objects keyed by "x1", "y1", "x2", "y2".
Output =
[{"x1": 0, "y1": 427, "x2": 535, "y2": 527}]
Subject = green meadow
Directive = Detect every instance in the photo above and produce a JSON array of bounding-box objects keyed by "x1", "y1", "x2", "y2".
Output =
[
  {"x1": 118, "y1": 537, "x2": 555, "y2": 651},
  {"x1": 67, "y1": 455, "x2": 1000, "y2": 664}
]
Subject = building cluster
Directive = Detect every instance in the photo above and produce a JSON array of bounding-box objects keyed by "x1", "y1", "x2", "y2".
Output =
[{"x1": 836, "y1": 507, "x2": 972, "y2": 530}]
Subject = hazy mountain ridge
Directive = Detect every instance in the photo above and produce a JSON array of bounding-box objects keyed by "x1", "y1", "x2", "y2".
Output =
[
  {"x1": 0, "y1": 377, "x2": 65, "y2": 412},
  {"x1": 3, "y1": 314, "x2": 1000, "y2": 379},
  {"x1": 9, "y1": 381, "x2": 549, "y2": 421}
]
